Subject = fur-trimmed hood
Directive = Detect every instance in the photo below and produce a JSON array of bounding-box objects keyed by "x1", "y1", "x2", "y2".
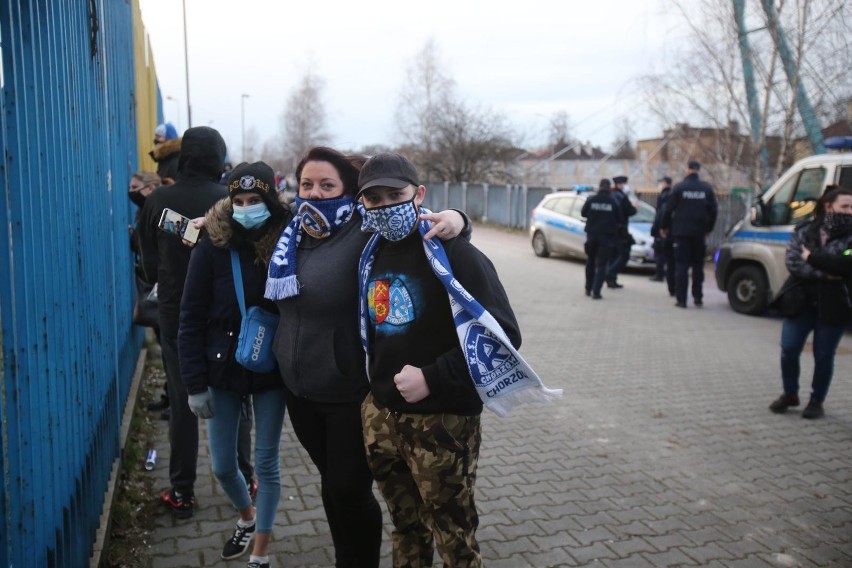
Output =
[
  {"x1": 204, "y1": 193, "x2": 293, "y2": 265},
  {"x1": 150, "y1": 137, "x2": 181, "y2": 162}
]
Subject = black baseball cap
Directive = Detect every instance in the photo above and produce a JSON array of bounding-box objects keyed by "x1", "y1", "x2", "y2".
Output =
[
  {"x1": 357, "y1": 153, "x2": 420, "y2": 197},
  {"x1": 658, "y1": 176, "x2": 672, "y2": 184},
  {"x1": 688, "y1": 160, "x2": 701, "y2": 170}
]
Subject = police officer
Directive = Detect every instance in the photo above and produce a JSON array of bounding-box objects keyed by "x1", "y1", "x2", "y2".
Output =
[
  {"x1": 661, "y1": 161, "x2": 718, "y2": 308},
  {"x1": 581, "y1": 179, "x2": 621, "y2": 299},
  {"x1": 650, "y1": 176, "x2": 674, "y2": 291},
  {"x1": 605, "y1": 175, "x2": 637, "y2": 288}
]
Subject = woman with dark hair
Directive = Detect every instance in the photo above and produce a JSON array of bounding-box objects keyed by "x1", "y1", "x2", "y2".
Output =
[
  {"x1": 769, "y1": 186, "x2": 852, "y2": 419},
  {"x1": 179, "y1": 162, "x2": 289, "y2": 567},
  {"x1": 266, "y1": 147, "x2": 467, "y2": 568}
]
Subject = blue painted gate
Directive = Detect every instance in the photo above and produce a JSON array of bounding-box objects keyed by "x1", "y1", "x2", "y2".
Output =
[{"x1": 0, "y1": 1, "x2": 146, "y2": 565}]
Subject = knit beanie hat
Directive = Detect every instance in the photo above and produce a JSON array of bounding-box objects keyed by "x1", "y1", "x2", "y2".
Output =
[{"x1": 228, "y1": 161, "x2": 278, "y2": 211}]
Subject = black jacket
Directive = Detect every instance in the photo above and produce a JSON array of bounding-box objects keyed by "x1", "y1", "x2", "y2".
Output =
[
  {"x1": 661, "y1": 173, "x2": 718, "y2": 237},
  {"x1": 366, "y1": 232, "x2": 521, "y2": 415},
  {"x1": 138, "y1": 127, "x2": 228, "y2": 323},
  {"x1": 581, "y1": 190, "x2": 620, "y2": 237},
  {"x1": 651, "y1": 186, "x2": 672, "y2": 237},
  {"x1": 178, "y1": 198, "x2": 287, "y2": 395}
]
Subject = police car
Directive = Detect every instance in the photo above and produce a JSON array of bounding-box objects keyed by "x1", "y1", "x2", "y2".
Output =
[{"x1": 529, "y1": 190, "x2": 656, "y2": 269}]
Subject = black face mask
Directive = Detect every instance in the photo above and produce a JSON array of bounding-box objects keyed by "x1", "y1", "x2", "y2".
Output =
[
  {"x1": 129, "y1": 191, "x2": 147, "y2": 208},
  {"x1": 823, "y1": 212, "x2": 852, "y2": 237}
]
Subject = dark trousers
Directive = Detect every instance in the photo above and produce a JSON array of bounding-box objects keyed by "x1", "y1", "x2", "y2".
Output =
[
  {"x1": 160, "y1": 315, "x2": 253, "y2": 493},
  {"x1": 653, "y1": 237, "x2": 676, "y2": 294},
  {"x1": 664, "y1": 238, "x2": 676, "y2": 295},
  {"x1": 673, "y1": 236, "x2": 706, "y2": 304},
  {"x1": 284, "y1": 388, "x2": 383, "y2": 568},
  {"x1": 585, "y1": 236, "x2": 614, "y2": 295},
  {"x1": 606, "y1": 235, "x2": 631, "y2": 283},
  {"x1": 780, "y1": 307, "x2": 846, "y2": 402}
]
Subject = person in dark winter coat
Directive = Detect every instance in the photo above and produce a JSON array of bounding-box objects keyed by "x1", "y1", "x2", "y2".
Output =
[
  {"x1": 661, "y1": 160, "x2": 718, "y2": 308},
  {"x1": 650, "y1": 176, "x2": 675, "y2": 292},
  {"x1": 179, "y1": 161, "x2": 288, "y2": 565},
  {"x1": 769, "y1": 187, "x2": 852, "y2": 420},
  {"x1": 581, "y1": 179, "x2": 621, "y2": 299},
  {"x1": 264, "y1": 146, "x2": 469, "y2": 568},
  {"x1": 150, "y1": 122, "x2": 181, "y2": 184},
  {"x1": 138, "y1": 126, "x2": 253, "y2": 519},
  {"x1": 604, "y1": 176, "x2": 637, "y2": 288}
]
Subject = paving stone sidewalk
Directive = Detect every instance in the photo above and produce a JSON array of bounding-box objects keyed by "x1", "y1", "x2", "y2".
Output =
[{"x1": 142, "y1": 226, "x2": 852, "y2": 567}]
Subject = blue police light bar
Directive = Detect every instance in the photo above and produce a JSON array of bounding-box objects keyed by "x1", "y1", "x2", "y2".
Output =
[
  {"x1": 824, "y1": 136, "x2": 852, "y2": 150},
  {"x1": 572, "y1": 184, "x2": 595, "y2": 192}
]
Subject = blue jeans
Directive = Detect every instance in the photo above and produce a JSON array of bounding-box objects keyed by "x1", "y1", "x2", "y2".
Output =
[
  {"x1": 780, "y1": 308, "x2": 846, "y2": 403},
  {"x1": 208, "y1": 387, "x2": 286, "y2": 533}
]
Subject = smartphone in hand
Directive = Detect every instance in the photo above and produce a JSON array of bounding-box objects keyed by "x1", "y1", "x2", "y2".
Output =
[{"x1": 157, "y1": 208, "x2": 200, "y2": 244}]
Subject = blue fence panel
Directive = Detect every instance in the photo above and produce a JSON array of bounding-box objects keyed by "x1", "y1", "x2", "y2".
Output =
[
  {"x1": 0, "y1": 2, "x2": 143, "y2": 566},
  {"x1": 447, "y1": 182, "x2": 465, "y2": 211},
  {"x1": 465, "y1": 183, "x2": 485, "y2": 220}
]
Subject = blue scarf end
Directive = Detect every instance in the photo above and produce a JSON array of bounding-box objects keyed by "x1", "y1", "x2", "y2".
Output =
[{"x1": 265, "y1": 275, "x2": 300, "y2": 300}]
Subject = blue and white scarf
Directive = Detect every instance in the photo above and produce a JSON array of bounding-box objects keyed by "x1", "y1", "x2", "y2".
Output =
[
  {"x1": 358, "y1": 210, "x2": 562, "y2": 417},
  {"x1": 265, "y1": 195, "x2": 360, "y2": 300}
]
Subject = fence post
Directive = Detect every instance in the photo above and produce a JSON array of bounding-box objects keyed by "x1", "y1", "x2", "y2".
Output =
[{"x1": 481, "y1": 183, "x2": 488, "y2": 223}]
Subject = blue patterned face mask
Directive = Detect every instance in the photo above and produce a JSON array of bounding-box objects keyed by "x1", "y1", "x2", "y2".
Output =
[
  {"x1": 232, "y1": 202, "x2": 271, "y2": 229},
  {"x1": 362, "y1": 199, "x2": 419, "y2": 241}
]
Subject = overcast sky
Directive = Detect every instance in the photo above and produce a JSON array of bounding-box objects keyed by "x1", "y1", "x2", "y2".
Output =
[{"x1": 139, "y1": 0, "x2": 683, "y2": 162}]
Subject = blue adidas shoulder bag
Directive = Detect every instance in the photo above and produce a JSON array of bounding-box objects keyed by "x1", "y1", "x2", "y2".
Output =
[{"x1": 230, "y1": 249, "x2": 279, "y2": 373}]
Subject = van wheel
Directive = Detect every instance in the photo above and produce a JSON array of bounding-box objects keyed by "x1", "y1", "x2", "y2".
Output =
[
  {"x1": 727, "y1": 266, "x2": 768, "y2": 315},
  {"x1": 532, "y1": 231, "x2": 550, "y2": 258}
]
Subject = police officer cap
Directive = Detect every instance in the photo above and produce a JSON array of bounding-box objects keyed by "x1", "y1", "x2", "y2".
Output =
[
  {"x1": 687, "y1": 160, "x2": 701, "y2": 170},
  {"x1": 658, "y1": 176, "x2": 672, "y2": 184},
  {"x1": 613, "y1": 176, "x2": 628, "y2": 184},
  {"x1": 599, "y1": 179, "x2": 611, "y2": 189}
]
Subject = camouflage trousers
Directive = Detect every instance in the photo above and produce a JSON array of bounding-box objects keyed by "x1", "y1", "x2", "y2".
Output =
[{"x1": 361, "y1": 393, "x2": 482, "y2": 568}]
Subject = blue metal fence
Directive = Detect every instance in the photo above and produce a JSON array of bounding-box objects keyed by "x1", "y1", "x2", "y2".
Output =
[{"x1": 0, "y1": 1, "x2": 143, "y2": 566}]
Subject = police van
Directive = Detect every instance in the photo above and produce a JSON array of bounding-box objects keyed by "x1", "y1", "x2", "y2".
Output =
[{"x1": 714, "y1": 139, "x2": 852, "y2": 315}]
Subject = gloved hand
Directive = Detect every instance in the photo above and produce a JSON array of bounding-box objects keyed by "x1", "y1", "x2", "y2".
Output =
[{"x1": 187, "y1": 389, "x2": 214, "y2": 419}]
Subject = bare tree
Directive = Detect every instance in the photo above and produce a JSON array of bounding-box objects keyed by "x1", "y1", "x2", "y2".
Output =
[
  {"x1": 395, "y1": 40, "x2": 518, "y2": 183},
  {"x1": 610, "y1": 117, "x2": 636, "y2": 159},
  {"x1": 639, "y1": 0, "x2": 851, "y2": 188},
  {"x1": 547, "y1": 111, "x2": 574, "y2": 151},
  {"x1": 280, "y1": 69, "x2": 330, "y2": 171}
]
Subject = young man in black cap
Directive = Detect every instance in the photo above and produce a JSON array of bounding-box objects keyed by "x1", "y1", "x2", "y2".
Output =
[
  {"x1": 660, "y1": 160, "x2": 718, "y2": 308},
  {"x1": 581, "y1": 179, "x2": 621, "y2": 299},
  {"x1": 356, "y1": 152, "x2": 522, "y2": 567}
]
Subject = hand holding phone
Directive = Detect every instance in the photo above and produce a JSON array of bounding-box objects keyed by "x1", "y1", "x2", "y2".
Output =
[{"x1": 158, "y1": 208, "x2": 200, "y2": 244}]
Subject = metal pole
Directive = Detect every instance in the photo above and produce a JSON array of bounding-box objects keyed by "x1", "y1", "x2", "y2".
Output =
[
  {"x1": 241, "y1": 94, "x2": 249, "y2": 161},
  {"x1": 183, "y1": 0, "x2": 192, "y2": 127},
  {"x1": 166, "y1": 96, "x2": 180, "y2": 133}
]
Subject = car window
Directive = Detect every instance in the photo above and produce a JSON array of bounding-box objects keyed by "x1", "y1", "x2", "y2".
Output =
[
  {"x1": 839, "y1": 166, "x2": 852, "y2": 190},
  {"x1": 568, "y1": 197, "x2": 585, "y2": 220},
  {"x1": 765, "y1": 167, "x2": 825, "y2": 225},
  {"x1": 551, "y1": 196, "x2": 575, "y2": 216},
  {"x1": 540, "y1": 199, "x2": 557, "y2": 211},
  {"x1": 632, "y1": 201, "x2": 656, "y2": 223}
]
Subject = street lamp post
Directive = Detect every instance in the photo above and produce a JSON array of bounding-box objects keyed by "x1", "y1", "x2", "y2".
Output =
[
  {"x1": 183, "y1": 0, "x2": 192, "y2": 127},
  {"x1": 241, "y1": 93, "x2": 250, "y2": 162},
  {"x1": 165, "y1": 95, "x2": 181, "y2": 132}
]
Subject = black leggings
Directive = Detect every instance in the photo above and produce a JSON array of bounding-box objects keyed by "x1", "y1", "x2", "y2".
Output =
[{"x1": 283, "y1": 388, "x2": 382, "y2": 568}]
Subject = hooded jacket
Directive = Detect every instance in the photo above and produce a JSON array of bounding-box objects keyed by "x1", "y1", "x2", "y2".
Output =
[
  {"x1": 149, "y1": 137, "x2": 182, "y2": 183},
  {"x1": 178, "y1": 197, "x2": 289, "y2": 395},
  {"x1": 138, "y1": 126, "x2": 228, "y2": 325}
]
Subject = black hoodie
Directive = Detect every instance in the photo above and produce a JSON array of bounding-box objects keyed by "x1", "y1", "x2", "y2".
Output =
[{"x1": 138, "y1": 127, "x2": 228, "y2": 325}]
